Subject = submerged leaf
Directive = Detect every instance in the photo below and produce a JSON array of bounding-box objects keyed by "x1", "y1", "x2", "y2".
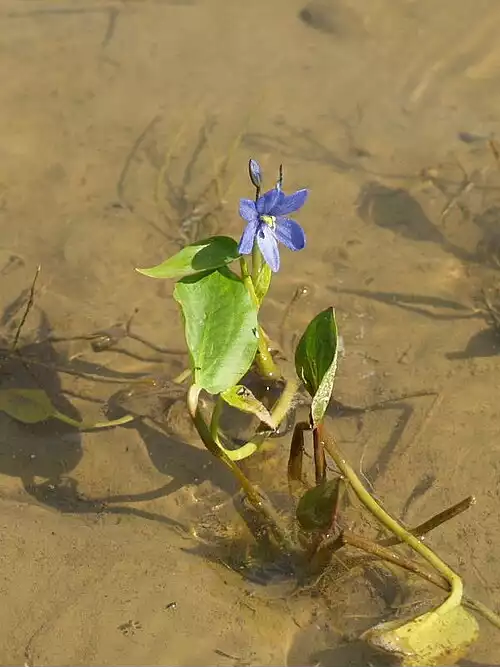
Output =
[
  {"x1": 295, "y1": 307, "x2": 339, "y2": 426},
  {"x1": 0, "y1": 388, "x2": 55, "y2": 424},
  {"x1": 362, "y1": 604, "x2": 479, "y2": 666},
  {"x1": 221, "y1": 385, "x2": 276, "y2": 429},
  {"x1": 174, "y1": 267, "x2": 259, "y2": 395},
  {"x1": 296, "y1": 478, "x2": 343, "y2": 531},
  {"x1": 136, "y1": 236, "x2": 240, "y2": 280}
]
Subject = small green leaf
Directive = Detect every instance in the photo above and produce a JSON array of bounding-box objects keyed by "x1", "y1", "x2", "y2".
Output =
[
  {"x1": 221, "y1": 385, "x2": 275, "y2": 429},
  {"x1": 174, "y1": 267, "x2": 259, "y2": 394},
  {"x1": 254, "y1": 263, "x2": 272, "y2": 304},
  {"x1": 362, "y1": 604, "x2": 479, "y2": 666},
  {"x1": 295, "y1": 307, "x2": 339, "y2": 427},
  {"x1": 296, "y1": 478, "x2": 343, "y2": 531},
  {"x1": 136, "y1": 236, "x2": 240, "y2": 280},
  {"x1": 0, "y1": 388, "x2": 56, "y2": 424}
]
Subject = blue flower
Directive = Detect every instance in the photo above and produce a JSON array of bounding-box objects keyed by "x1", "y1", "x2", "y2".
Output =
[{"x1": 238, "y1": 185, "x2": 308, "y2": 272}]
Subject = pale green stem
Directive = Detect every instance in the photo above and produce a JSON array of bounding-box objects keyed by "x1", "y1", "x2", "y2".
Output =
[
  {"x1": 251, "y1": 239, "x2": 263, "y2": 285},
  {"x1": 239, "y1": 256, "x2": 279, "y2": 379},
  {"x1": 214, "y1": 376, "x2": 299, "y2": 461},
  {"x1": 239, "y1": 256, "x2": 258, "y2": 307},
  {"x1": 465, "y1": 597, "x2": 500, "y2": 630},
  {"x1": 173, "y1": 368, "x2": 191, "y2": 384},
  {"x1": 53, "y1": 411, "x2": 135, "y2": 430},
  {"x1": 343, "y1": 531, "x2": 500, "y2": 631},
  {"x1": 321, "y1": 431, "x2": 463, "y2": 614},
  {"x1": 187, "y1": 384, "x2": 296, "y2": 552},
  {"x1": 269, "y1": 375, "x2": 299, "y2": 430},
  {"x1": 255, "y1": 326, "x2": 279, "y2": 379},
  {"x1": 210, "y1": 395, "x2": 224, "y2": 443}
]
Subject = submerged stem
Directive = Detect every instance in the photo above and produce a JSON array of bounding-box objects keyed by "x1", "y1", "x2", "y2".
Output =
[
  {"x1": 187, "y1": 384, "x2": 296, "y2": 553},
  {"x1": 379, "y1": 496, "x2": 475, "y2": 548},
  {"x1": 212, "y1": 376, "x2": 299, "y2": 462},
  {"x1": 341, "y1": 530, "x2": 500, "y2": 631},
  {"x1": 210, "y1": 395, "x2": 224, "y2": 443},
  {"x1": 53, "y1": 410, "x2": 135, "y2": 430},
  {"x1": 319, "y1": 425, "x2": 464, "y2": 614}
]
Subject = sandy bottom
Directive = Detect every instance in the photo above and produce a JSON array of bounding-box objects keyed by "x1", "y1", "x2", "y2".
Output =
[{"x1": 2, "y1": 0, "x2": 500, "y2": 664}]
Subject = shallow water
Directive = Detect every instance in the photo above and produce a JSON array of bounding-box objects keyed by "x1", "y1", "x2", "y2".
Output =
[{"x1": 2, "y1": 0, "x2": 500, "y2": 664}]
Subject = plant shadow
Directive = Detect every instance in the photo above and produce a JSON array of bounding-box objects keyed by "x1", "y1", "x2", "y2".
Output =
[
  {"x1": 356, "y1": 180, "x2": 474, "y2": 263},
  {"x1": 0, "y1": 311, "x2": 84, "y2": 498}
]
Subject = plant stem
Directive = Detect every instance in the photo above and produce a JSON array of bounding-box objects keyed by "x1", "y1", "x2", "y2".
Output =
[
  {"x1": 187, "y1": 384, "x2": 296, "y2": 553},
  {"x1": 251, "y1": 239, "x2": 263, "y2": 285},
  {"x1": 239, "y1": 256, "x2": 258, "y2": 307},
  {"x1": 53, "y1": 411, "x2": 135, "y2": 430},
  {"x1": 211, "y1": 376, "x2": 299, "y2": 462},
  {"x1": 255, "y1": 326, "x2": 278, "y2": 378},
  {"x1": 319, "y1": 425, "x2": 463, "y2": 614},
  {"x1": 173, "y1": 368, "x2": 191, "y2": 384},
  {"x1": 379, "y1": 496, "x2": 475, "y2": 548},
  {"x1": 210, "y1": 396, "x2": 224, "y2": 443},
  {"x1": 340, "y1": 530, "x2": 500, "y2": 631},
  {"x1": 239, "y1": 256, "x2": 279, "y2": 378},
  {"x1": 202, "y1": 366, "x2": 299, "y2": 468},
  {"x1": 342, "y1": 530, "x2": 449, "y2": 590}
]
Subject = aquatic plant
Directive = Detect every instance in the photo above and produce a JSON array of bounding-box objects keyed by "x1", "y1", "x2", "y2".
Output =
[
  {"x1": 135, "y1": 157, "x2": 500, "y2": 664},
  {"x1": 1, "y1": 156, "x2": 498, "y2": 663}
]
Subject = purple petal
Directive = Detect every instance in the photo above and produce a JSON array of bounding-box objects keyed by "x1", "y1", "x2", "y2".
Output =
[
  {"x1": 256, "y1": 225, "x2": 280, "y2": 272},
  {"x1": 256, "y1": 188, "x2": 280, "y2": 215},
  {"x1": 272, "y1": 189, "x2": 309, "y2": 216},
  {"x1": 239, "y1": 198, "x2": 258, "y2": 224},
  {"x1": 274, "y1": 218, "x2": 306, "y2": 251},
  {"x1": 238, "y1": 217, "x2": 259, "y2": 255}
]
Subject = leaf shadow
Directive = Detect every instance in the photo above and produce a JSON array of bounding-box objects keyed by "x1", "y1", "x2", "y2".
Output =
[
  {"x1": 25, "y1": 416, "x2": 240, "y2": 532},
  {"x1": 330, "y1": 285, "x2": 480, "y2": 321},
  {"x1": 356, "y1": 181, "x2": 474, "y2": 263},
  {"x1": 0, "y1": 311, "x2": 84, "y2": 494},
  {"x1": 447, "y1": 327, "x2": 500, "y2": 360},
  {"x1": 244, "y1": 113, "x2": 370, "y2": 173}
]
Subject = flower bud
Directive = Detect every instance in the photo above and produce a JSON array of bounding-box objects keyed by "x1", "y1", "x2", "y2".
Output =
[{"x1": 248, "y1": 159, "x2": 262, "y2": 189}]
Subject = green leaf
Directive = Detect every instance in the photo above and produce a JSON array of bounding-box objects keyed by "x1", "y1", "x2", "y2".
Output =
[
  {"x1": 136, "y1": 236, "x2": 240, "y2": 280},
  {"x1": 0, "y1": 388, "x2": 56, "y2": 424},
  {"x1": 296, "y1": 478, "x2": 343, "y2": 531},
  {"x1": 362, "y1": 604, "x2": 479, "y2": 666},
  {"x1": 174, "y1": 267, "x2": 259, "y2": 394},
  {"x1": 253, "y1": 263, "x2": 272, "y2": 304},
  {"x1": 295, "y1": 307, "x2": 339, "y2": 427},
  {"x1": 221, "y1": 385, "x2": 275, "y2": 429}
]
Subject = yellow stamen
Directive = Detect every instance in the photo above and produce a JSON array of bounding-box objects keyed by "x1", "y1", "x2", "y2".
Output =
[{"x1": 260, "y1": 214, "x2": 276, "y2": 229}]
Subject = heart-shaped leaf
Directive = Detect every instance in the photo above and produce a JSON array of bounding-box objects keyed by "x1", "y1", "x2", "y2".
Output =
[
  {"x1": 295, "y1": 307, "x2": 339, "y2": 427},
  {"x1": 362, "y1": 604, "x2": 479, "y2": 666},
  {"x1": 0, "y1": 388, "x2": 56, "y2": 424},
  {"x1": 136, "y1": 236, "x2": 240, "y2": 280},
  {"x1": 296, "y1": 478, "x2": 343, "y2": 531},
  {"x1": 221, "y1": 385, "x2": 275, "y2": 429},
  {"x1": 174, "y1": 267, "x2": 259, "y2": 394}
]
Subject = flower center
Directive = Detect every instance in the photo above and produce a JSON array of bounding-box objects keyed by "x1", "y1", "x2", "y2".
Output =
[{"x1": 260, "y1": 214, "x2": 276, "y2": 229}]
